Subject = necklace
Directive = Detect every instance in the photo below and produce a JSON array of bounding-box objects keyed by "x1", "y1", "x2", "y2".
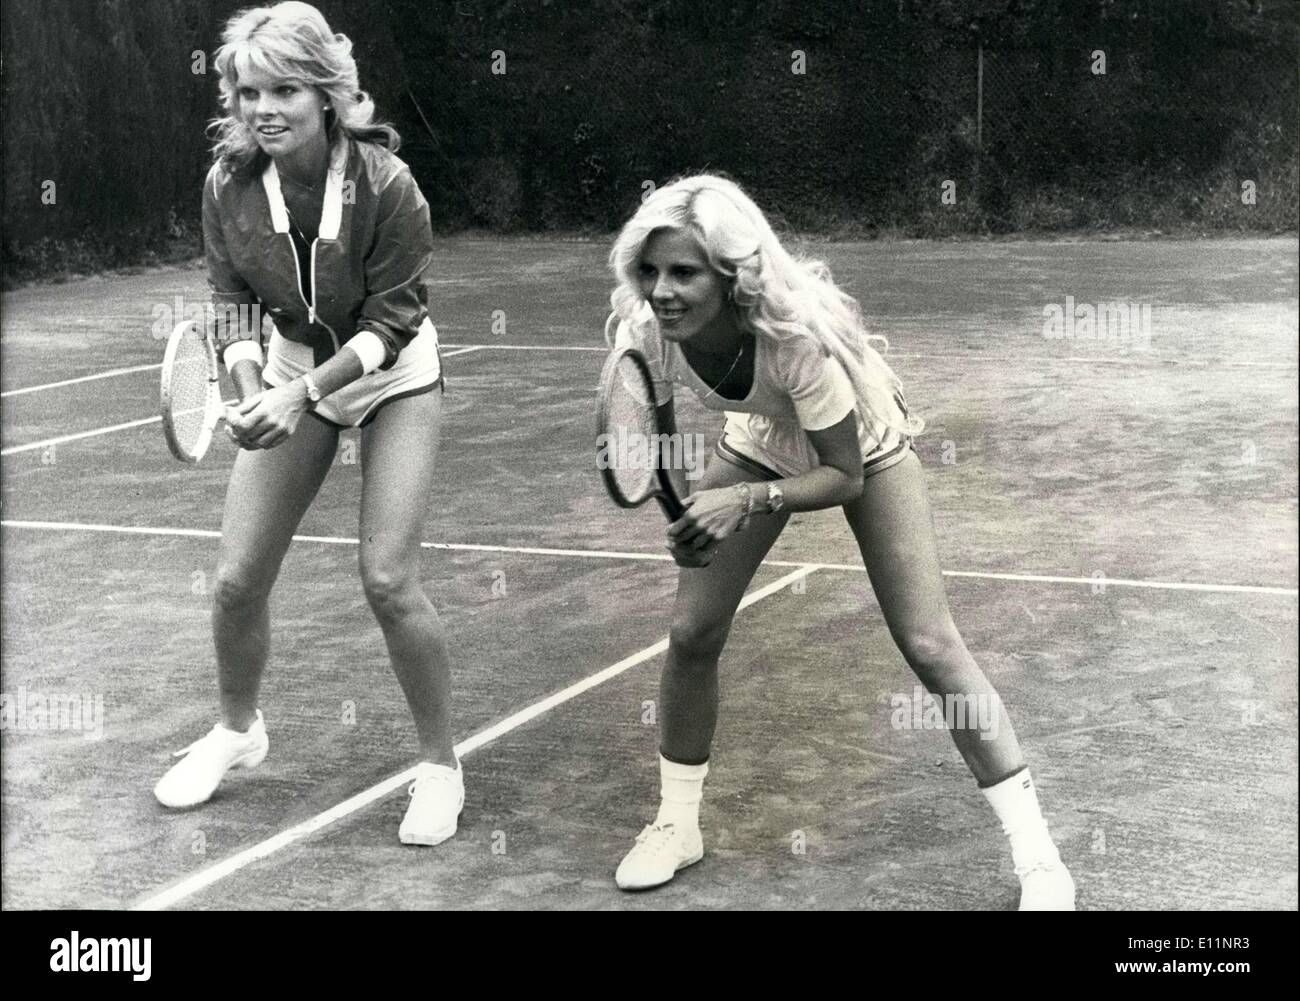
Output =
[
  {"x1": 280, "y1": 171, "x2": 321, "y2": 193},
  {"x1": 283, "y1": 205, "x2": 316, "y2": 313},
  {"x1": 284, "y1": 206, "x2": 314, "y2": 245},
  {"x1": 687, "y1": 335, "x2": 749, "y2": 402}
]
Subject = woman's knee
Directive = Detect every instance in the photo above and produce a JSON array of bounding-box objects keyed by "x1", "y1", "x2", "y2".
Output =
[
  {"x1": 213, "y1": 562, "x2": 273, "y2": 615},
  {"x1": 894, "y1": 624, "x2": 972, "y2": 685},
  {"x1": 668, "y1": 612, "x2": 732, "y2": 665},
  {"x1": 359, "y1": 559, "x2": 425, "y2": 622}
]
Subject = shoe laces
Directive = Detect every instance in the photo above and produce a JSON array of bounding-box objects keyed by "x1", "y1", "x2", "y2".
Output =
[
  {"x1": 634, "y1": 823, "x2": 680, "y2": 848},
  {"x1": 407, "y1": 767, "x2": 459, "y2": 798}
]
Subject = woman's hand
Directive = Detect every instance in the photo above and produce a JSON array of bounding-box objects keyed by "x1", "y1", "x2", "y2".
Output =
[
  {"x1": 225, "y1": 380, "x2": 311, "y2": 450},
  {"x1": 666, "y1": 485, "x2": 751, "y2": 568}
]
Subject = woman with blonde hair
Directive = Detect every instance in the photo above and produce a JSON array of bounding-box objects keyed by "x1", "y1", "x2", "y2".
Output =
[
  {"x1": 607, "y1": 174, "x2": 1074, "y2": 909},
  {"x1": 154, "y1": 1, "x2": 462, "y2": 846}
]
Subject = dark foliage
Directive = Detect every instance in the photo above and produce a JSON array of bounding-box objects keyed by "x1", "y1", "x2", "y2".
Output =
[{"x1": 3, "y1": 0, "x2": 1295, "y2": 280}]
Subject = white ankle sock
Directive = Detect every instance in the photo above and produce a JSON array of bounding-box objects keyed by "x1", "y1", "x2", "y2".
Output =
[
  {"x1": 981, "y1": 767, "x2": 1061, "y2": 871},
  {"x1": 654, "y1": 754, "x2": 708, "y2": 829}
]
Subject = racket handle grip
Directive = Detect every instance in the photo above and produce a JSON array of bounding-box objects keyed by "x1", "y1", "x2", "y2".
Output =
[{"x1": 656, "y1": 493, "x2": 685, "y2": 522}]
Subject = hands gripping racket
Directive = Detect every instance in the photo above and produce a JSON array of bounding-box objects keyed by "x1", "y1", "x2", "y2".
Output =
[
  {"x1": 160, "y1": 319, "x2": 224, "y2": 463},
  {"x1": 596, "y1": 347, "x2": 686, "y2": 521}
]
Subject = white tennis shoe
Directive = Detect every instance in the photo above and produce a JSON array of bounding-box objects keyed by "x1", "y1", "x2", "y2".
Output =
[
  {"x1": 153, "y1": 711, "x2": 269, "y2": 809},
  {"x1": 399, "y1": 761, "x2": 464, "y2": 846},
  {"x1": 1017, "y1": 858, "x2": 1077, "y2": 910},
  {"x1": 615, "y1": 823, "x2": 705, "y2": 890}
]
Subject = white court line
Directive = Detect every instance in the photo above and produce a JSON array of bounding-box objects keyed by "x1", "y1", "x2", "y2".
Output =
[
  {"x1": 441, "y1": 343, "x2": 605, "y2": 352},
  {"x1": 1, "y1": 416, "x2": 165, "y2": 456},
  {"x1": 897, "y1": 353, "x2": 1297, "y2": 370},
  {"x1": 0, "y1": 349, "x2": 478, "y2": 401},
  {"x1": 2, "y1": 520, "x2": 223, "y2": 540},
  {"x1": 937, "y1": 568, "x2": 1298, "y2": 595},
  {"x1": 0, "y1": 344, "x2": 555, "y2": 452},
  {"x1": 781, "y1": 561, "x2": 1300, "y2": 597},
  {"x1": 0, "y1": 363, "x2": 162, "y2": 398},
  {"x1": 129, "y1": 563, "x2": 817, "y2": 910},
  {"x1": 1, "y1": 342, "x2": 1290, "y2": 407},
  {"x1": 1, "y1": 519, "x2": 1295, "y2": 597},
  {"x1": 0, "y1": 345, "x2": 477, "y2": 405},
  {"x1": 438, "y1": 345, "x2": 1298, "y2": 369},
  {"x1": 0, "y1": 398, "x2": 238, "y2": 457}
]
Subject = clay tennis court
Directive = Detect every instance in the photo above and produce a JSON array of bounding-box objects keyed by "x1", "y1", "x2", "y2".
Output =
[{"x1": 1, "y1": 236, "x2": 1295, "y2": 910}]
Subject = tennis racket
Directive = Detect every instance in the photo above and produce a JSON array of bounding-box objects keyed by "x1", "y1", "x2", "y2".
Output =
[
  {"x1": 160, "y1": 319, "x2": 223, "y2": 463},
  {"x1": 596, "y1": 347, "x2": 685, "y2": 521}
]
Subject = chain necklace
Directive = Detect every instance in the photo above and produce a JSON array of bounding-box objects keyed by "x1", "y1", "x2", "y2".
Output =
[
  {"x1": 284, "y1": 206, "x2": 313, "y2": 245},
  {"x1": 280, "y1": 171, "x2": 321, "y2": 194},
  {"x1": 282, "y1": 204, "x2": 318, "y2": 321},
  {"x1": 686, "y1": 335, "x2": 750, "y2": 402}
]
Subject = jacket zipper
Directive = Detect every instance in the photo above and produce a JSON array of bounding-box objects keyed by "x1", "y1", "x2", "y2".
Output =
[{"x1": 283, "y1": 231, "x2": 341, "y2": 355}]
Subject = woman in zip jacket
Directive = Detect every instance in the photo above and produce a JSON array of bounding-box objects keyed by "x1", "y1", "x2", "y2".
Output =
[{"x1": 154, "y1": 1, "x2": 462, "y2": 847}]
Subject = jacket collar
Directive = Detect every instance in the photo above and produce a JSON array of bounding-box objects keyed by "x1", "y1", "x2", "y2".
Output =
[{"x1": 260, "y1": 136, "x2": 350, "y2": 240}]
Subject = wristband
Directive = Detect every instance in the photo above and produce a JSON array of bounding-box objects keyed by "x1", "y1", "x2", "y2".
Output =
[
  {"x1": 343, "y1": 330, "x2": 388, "y2": 374},
  {"x1": 222, "y1": 339, "x2": 263, "y2": 373}
]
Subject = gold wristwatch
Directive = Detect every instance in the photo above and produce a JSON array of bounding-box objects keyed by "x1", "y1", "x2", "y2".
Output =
[{"x1": 766, "y1": 482, "x2": 785, "y2": 513}]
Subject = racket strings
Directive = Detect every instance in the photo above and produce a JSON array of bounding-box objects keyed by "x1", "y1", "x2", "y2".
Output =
[
  {"x1": 168, "y1": 329, "x2": 215, "y2": 455},
  {"x1": 601, "y1": 355, "x2": 661, "y2": 502}
]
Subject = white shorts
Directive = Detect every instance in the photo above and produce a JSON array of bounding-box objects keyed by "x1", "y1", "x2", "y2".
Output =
[
  {"x1": 717, "y1": 391, "x2": 915, "y2": 482},
  {"x1": 262, "y1": 318, "x2": 444, "y2": 429}
]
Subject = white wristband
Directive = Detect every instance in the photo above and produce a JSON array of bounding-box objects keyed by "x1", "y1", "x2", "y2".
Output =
[
  {"x1": 222, "y1": 339, "x2": 263, "y2": 372},
  {"x1": 344, "y1": 330, "x2": 388, "y2": 374}
]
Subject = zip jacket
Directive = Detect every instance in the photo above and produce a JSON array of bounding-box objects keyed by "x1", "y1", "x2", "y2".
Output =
[{"x1": 202, "y1": 136, "x2": 434, "y2": 370}]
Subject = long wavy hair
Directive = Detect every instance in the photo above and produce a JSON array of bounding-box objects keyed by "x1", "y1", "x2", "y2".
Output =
[
  {"x1": 608, "y1": 174, "x2": 923, "y2": 443},
  {"x1": 208, "y1": 1, "x2": 400, "y2": 179}
]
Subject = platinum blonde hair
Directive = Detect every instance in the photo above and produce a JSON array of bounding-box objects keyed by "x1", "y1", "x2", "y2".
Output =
[
  {"x1": 608, "y1": 174, "x2": 923, "y2": 443},
  {"x1": 209, "y1": 1, "x2": 399, "y2": 177}
]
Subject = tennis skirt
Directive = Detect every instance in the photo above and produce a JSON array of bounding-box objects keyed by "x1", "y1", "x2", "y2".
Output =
[
  {"x1": 262, "y1": 318, "x2": 444, "y2": 429},
  {"x1": 716, "y1": 392, "x2": 915, "y2": 482}
]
